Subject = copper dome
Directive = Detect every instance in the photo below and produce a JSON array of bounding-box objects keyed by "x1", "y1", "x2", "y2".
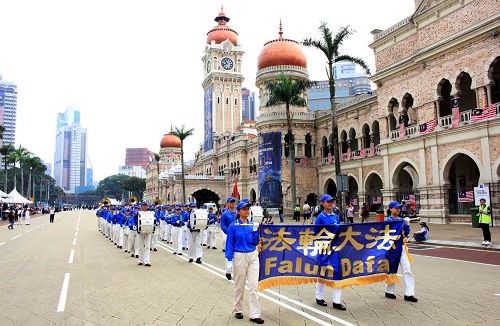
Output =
[
  {"x1": 257, "y1": 22, "x2": 307, "y2": 70},
  {"x1": 207, "y1": 9, "x2": 238, "y2": 45},
  {"x1": 160, "y1": 133, "x2": 181, "y2": 149}
]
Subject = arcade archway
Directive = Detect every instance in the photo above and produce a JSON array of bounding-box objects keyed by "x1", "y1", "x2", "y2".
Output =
[
  {"x1": 346, "y1": 176, "x2": 359, "y2": 209},
  {"x1": 192, "y1": 189, "x2": 220, "y2": 206},
  {"x1": 324, "y1": 178, "x2": 337, "y2": 197},
  {"x1": 249, "y1": 188, "x2": 257, "y2": 204},
  {"x1": 365, "y1": 173, "x2": 383, "y2": 212},
  {"x1": 444, "y1": 153, "x2": 480, "y2": 214}
]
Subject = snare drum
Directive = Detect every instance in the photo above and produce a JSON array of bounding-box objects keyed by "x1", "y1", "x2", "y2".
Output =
[
  {"x1": 190, "y1": 209, "x2": 208, "y2": 231},
  {"x1": 138, "y1": 211, "x2": 155, "y2": 234}
]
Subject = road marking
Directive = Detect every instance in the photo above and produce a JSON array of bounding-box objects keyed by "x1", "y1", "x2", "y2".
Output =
[
  {"x1": 68, "y1": 249, "x2": 75, "y2": 264},
  {"x1": 56, "y1": 273, "x2": 70, "y2": 312},
  {"x1": 412, "y1": 254, "x2": 500, "y2": 267},
  {"x1": 157, "y1": 243, "x2": 354, "y2": 326},
  {"x1": 26, "y1": 229, "x2": 32, "y2": 233},
  {"x1": 72, "y1": 238, "x2": 76, "y2": 246},
  {"x1": 11, "y1": 234, "x2": 23, "y2": 240},
  {"x1": 495, "y1": 294, "x2": 500, "y2": 296},
  {"x1": 0, "y1": 242, "x2": 5, "y2": 246},
  {"x1": 74, "y1": 232, "x2": 78, "y2": 237}
]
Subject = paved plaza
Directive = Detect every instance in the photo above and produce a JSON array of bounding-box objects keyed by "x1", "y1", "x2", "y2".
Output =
[{"x1": 0, "y1": 211, "x2": 499, "y2": 326}]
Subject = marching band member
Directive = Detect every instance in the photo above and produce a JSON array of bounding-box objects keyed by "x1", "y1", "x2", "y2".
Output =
[
  {"x1": 221, "y1": 197, "x2": 237, "y2": 252},
  {"x1": 158, "y1": 205, "x2": 166, "y2": 241},
  {"x1": 151, "y1": 205, "x2": 159, "y2": 252},
  {"x1": 225, "y1": 199, "x2": 264, "y2": 324},
  {"x1": 181, "y1": 204, "x2": 190, "y2": 250},
  {"x1": 164, "y1": 206, "x2": 172, "y2": 243},
  {"x1": 137, "y1": 202, "x2": 152, "y2": 266},
  {"x1": 105, "y1": 206, "x2": 114, "y2": 239},
  {"x1": 315, "y1": 194, "x2": 346, "y2": 311},
  {"x1": 115, "y1": 208, "x2": 125, "y2": 249},
  {"x1": 187, "y1": 202, "x2": 203, "y2": 264},
  {"x1": 127, "y1": 208, "x2": 140, "y2": 258},
  {"x1": 122, "y1": 208, "x2": 131, "y2": 252},
  {"x1": 170, "y1": 206, "x2": 183, "y2": 255},
  {"x1": 385, "y1": 201, "x2": 418, "y2": 302},
  {"x1": 206, "y1": 206, "x2": 218, "y2": 249}
]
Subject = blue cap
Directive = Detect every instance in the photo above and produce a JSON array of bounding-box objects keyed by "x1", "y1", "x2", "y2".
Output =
[
  {"x1": 320, "y1": 194, "x2": 336, "y2": 202},
  {"x1": 174, "y1": 205, "x2": 180, "y2": 210},
  {"x1": 189, "y1": 202, "x2": 196, "y2": 207},
  {"x1": 226, "y1": 196, "x2": 236, "y2": 203},
  {"x1": 236, "y1": 200, "x2": 252, "y2": 210},
  {"x1": 388, "y1": 201, "x2": 403, "y2": 209},
  {"x1": 140, "y1": 201, "x2": 147, "y2": 206}
]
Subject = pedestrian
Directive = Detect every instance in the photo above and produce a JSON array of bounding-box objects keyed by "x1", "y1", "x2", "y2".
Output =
[
  {"x1": 346, "y1": 203, "x2": 355, "y2": 223},
  {"x1": 278, "y1": 204, "x2": 284, "y2": 223},
  {"x1": 293, "y1": 204, "x2": 301, "y2": 222},
  {"x1": 385, "y1": 201, "x2": 418, "y2": 302},
  {"x1": 24, "y1": 206, "x2": 31, "y2": 225},
  {"x1": 220, "y1": 197, "x2": 237, "y2": 253},
  {"x1": 7, "y1": 209, "x2": 15, "y2": 229},
  {"x1": 413, "y1": 222, "x2": 429, "y2": 243},
  {"x1": 302, "y1": 201, "x2": 311, "y2": 224},
  {"x1": 477, "y1": 198, "x2": 492, "y2": 246},
  {"x1": 360, "y1": 203, "x2": 369, "y2": 223},
  {"x1": 315, "y1": 194, "x2": 346, "y2": 310},
  {"x1": 225, "y1": 199, "x2": 264, "y2": 324},
  {"x1": 49, "y1": 206, "x2": 56, "y2": 223}
]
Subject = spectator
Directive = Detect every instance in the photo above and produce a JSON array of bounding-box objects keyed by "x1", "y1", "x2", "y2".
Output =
[
  {"x1": 293, "y1": 204, "x2": 301, "y2": 222},
  {"x1": 360, "y1": 203, "x2": 369, "y2": 223},
  {"x1": 49, "y1": 206, "x2": 56, "y2": 223},
  {"x1": 302, "y1": 201, "x2": 311, "y2": 224},
  {"x1": 278, "y1": 204, "x2": 284, "y2": 223},
  {"x1": 7, "y1": 210, "x2": 15, "y2": 229},
  {"x1": 413, "y1": 222, "x2": 429, "y2": 243},
  {"x1": 346, "y1": 203, "x2": 355, "y2": 223},
  {"x1": 477, "y1": 198, "x2": 492, "y2": 246}
]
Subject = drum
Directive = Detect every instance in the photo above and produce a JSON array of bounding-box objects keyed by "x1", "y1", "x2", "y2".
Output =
[
  {"x1": 190, "y1": 209, "x2": 208, "y2": 231},
  {"x1": 138, "y1": 211, "x2": 155, "y2": 234},
  {"x1": 250, "y1": 206, "x2": 264, "y2": 222}
]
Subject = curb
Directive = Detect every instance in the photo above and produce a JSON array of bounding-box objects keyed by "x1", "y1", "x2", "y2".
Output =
[{"x1": 419, "y1": 239, "x2": 500, "y2": 252}]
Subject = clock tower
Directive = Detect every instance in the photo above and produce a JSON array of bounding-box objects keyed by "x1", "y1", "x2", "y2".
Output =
[{"x1": 202, "y1": 8, "x2": 244, "y2": 151}]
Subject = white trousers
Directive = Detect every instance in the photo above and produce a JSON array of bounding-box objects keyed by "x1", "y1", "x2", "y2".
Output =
[
  {"x1": 233, "y1": 251, "x2": 261, "y2": 319},
  {"x1": 188, "y1": 230, "x2": 203, "y2": 259},
  {"x1": 171, "y1": 227, "x2": 181, "y2": 253},
  {"x1": 113, "y1": 224, "x2": 120, "y2": 244},
  {"x1": 123, "y1": 232, "x2": 129, "y2": 250},
  {"x1": 128, "y1": 230, "x2": 139, "y2": 256},
  {"x1": 201, "y1": 229, "x2": 208, "y2": 245},
  {"x1": 118, "y1": 227, "x2": 124, "y2": 247},
  {"x1": 207, "y1": 226, "x2": 218, "y2": 247},
  {"x1": 222, "y1": 233, "x2": 227, "y2": 250},
  {"x1": 151, "y1": 228, "x2": 158, "y2": 249},
  {"x1": 159, "y1": 221, "x2": 166, "y2": 240},
  {"x1": 107, "y1": 223, "x2": 112, "y2": 238},
  {"x1": 165, "y1": 224, "x2": 172, "y2": 242},
  {"x1": 181, "y1": 226, "x2": 189, "y2": 248},
  {"x1": 315, "y1": 283, "x2": 342, "y2": 304},
  {"x1": 137, "y1": 232, "x2": 152, "y2": 264},
  {"x1": 25, "y1": 214, "x2": 30, "y2": 225},
  {"x1": 385, "y1": 249, "x2": 415, "y2": 296}
]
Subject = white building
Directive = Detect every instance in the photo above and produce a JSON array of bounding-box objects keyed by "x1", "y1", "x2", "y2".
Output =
[
  {"x1": 118, "y1": 165, "x2": 146, "y2": 179},
  {"x1": 0, "y1": 74, "x2": 18, "y2": 145},
  {"x1": 53, "y1": 109, "x2": 88, "y2": 193}
]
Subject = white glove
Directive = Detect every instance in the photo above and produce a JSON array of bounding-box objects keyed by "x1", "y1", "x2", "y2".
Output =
[
  {"x1": 133, "y1": 226, "x2": 137, "y2": 230},
  {"x1": 252, "y1": 222, "x2": 260, "y2": 232},
  {"x1": 226, "y1": 261, "x2": 233, "y2": 273},
  {"x1": 184, "y1": 222, "x2": 188, "y2": 226}
]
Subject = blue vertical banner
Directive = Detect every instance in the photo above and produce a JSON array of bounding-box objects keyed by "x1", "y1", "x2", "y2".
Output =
[
  {"x1": 258, "y1": 221, "x2": 405, "y2": 291},
  {"x1": 204, "y1": 87, "x2": 213, "y2": 151},
  {"x1": 258, "y1": 132, "x2": 282, "y2": 208}
]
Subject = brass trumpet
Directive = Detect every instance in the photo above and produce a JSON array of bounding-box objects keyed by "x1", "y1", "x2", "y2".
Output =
[
  {"x1": 129, "y1": 196, "x2": 138, "y2": 205},
  {"x1": 101, "y1": 198, "x2": 111, "y2": 205},
  {"x1": 154, "y1": 198, "x2": 162, "y2": 206}
]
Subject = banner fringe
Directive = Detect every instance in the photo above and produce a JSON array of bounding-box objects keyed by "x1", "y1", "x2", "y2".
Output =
[{"x1": 258, "y1": 274, "x2": 400, "y2": 291}]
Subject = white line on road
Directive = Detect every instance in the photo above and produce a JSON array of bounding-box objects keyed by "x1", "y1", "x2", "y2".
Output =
[
  {"x1": 11, "y1": 234, "x2": 23, "y2": 240},
  {"x1": 68, "y1": 249, "x2": 75, "y2": 264},
  {"x1": 0, "y1": 242, "x2": 5, "y2": 246},
  {"x1": 56, "y1": 273, "x2": 70, "y2": 312},
  {"x1": 74, "y1": 232, "x2": 78, "y2": 237},
  {"x1": 26, "y1": 229, "x2": 32, "y2": 233},
  {"x1": 72, "y1": 238, "x2": 76, "y2": 246},
  {"x1": 495, "y1": 294, "x2": 500, "y2": 296},
  {"x1": 157, "y1": 243, "x2": 355, "y2": 326}
]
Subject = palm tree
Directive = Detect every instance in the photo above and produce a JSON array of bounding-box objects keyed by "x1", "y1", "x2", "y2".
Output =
[
  {"x1": 264, "y1": 72, "x2": 313, "y2": 212},
  {"x1": 26, "y1": 156, "x2": 43, "y2": 199},
  {"x1": 171, "y1": 126, "x2": 194, "y2": 203},
  {"x1": 12, "y1": 145, "x2": 31, "y2": 195},
  {"x1": 303, "y1": 23, "x2": 371, "y2": 211},
  {"x1": 153, "y1": 153, "x2": 161, "y2": 201},
  {"x1": 0, "y1": 144, "x2": 14, "y2": 192},
  {"x1": 0, "y1": 125, "x2": 5, "y2": 141}
]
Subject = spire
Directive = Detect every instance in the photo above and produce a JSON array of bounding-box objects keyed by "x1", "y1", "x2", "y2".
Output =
[
  {"x1": 170, "y1": 123, "x2": 173, "y2": 133},
  {"x1": 278, "y1": 19, "x2": 283, "y2": 39},
  {"x1": 215, "y1": 5, "x2": 229, "y2": 24}
]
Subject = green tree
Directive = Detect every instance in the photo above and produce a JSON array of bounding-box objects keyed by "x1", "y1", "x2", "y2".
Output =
[
  {"x1": 0, "y1": 144, "x2": 14, "y2": 192},
  {"x1": 171, "y1": 126, "x2": 194, "y2": 203},
  {"x1": 25, "y1": 156, "x2": 44, "y2": 199},
  {"x1": 96, "y1": 174, "x2": 130, "y2": 201},
  {"x1": 265, "y1": 72, "x2": 313, "y2": 211},
  {"x1": 123, "y1": 176, "x2": 146, "y2": 200},
  {"x1": 303, "y1": 24, "x2": 370, "y2": 211},
  {"x1": 11, "y1": 145, "x2": 31, "y2": 195},
  {"x1": 0, "y1": 125, "x2": 5, "y2": 140}
]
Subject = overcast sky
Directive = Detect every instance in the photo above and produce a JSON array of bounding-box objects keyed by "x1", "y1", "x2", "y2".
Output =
[{"x1": 1, "y1": 0, "x2": 415, "y2": 181}]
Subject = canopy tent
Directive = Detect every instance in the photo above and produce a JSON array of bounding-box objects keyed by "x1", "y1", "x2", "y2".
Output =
[
  {"x1": 6, "y1": 188, "x2": 32, "y2": 204},
  {"x1": 0, "y1": 189, "x2": 12, "y2": 203}
]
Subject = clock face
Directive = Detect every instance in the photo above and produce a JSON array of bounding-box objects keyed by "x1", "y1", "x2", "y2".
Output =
[
  {"x1": 206, "y1": 60, "x2": 211, "y2": 73},
  {"x1": 221, "y1": 57, "x2": 234, "y2": 70}
]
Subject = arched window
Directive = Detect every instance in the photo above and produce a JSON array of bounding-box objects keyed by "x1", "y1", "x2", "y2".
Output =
[
  {"x1": 437, "y1": 79, "x2": 452, "y2": 116},
  {"x1": 402, "y1": 93, "x2": 414, "y2": 125},
  {"x1": 328, "y1": 133, "x2": 334, "y2": 156},
  {"x1": 340, "y1": 131, "x2": 348, "y2": 154},
  {"x1": 284, "y1": 132, "x2": 291, "y2": 157},
  {"x1": 305, "y1": 133, "x2": 312, "y2": 158},
  {"x1": 489, "y1": 56, "x2": 500, "y2": 103},
  {"x1": 372, "y1": 120, "x2": 380, "y2": 146},
  {"x1": 322, "y1": 136, "x2": 328, "y2": 158},
  {"x1": 349, "y1": 128, "x2": 358, "y2": 151},
  {"x1": 456, "y1": 72, "x2": 477, "y2": 112},
  {"x1": 362, "y1": 124, "x2": 370, "y2": 149},
  {"x1": 249, "y1": 159, "x2": 253, "y2": 173},
  {"x1": 388, "y1": 98, "x2": 399, "y2": 131}
]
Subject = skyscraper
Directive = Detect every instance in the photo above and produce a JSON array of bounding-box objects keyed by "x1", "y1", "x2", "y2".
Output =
[
  {"x1": 53, "y1": 109, "x2": 88, "y2": 193},
  {"x1": 125, "y1": 148, "x2": 153, "y2": 169},
  {"x1": 241, "y1": 88, "x2": 256, "y2": 121},
  {"x1": 0, "y1": 74, "x2": 18, "y2": 145}
]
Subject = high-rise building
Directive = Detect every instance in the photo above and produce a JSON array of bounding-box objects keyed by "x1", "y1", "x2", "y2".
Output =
[
  {"x1": 307, "y1": 62, "x2": 372, "y2": 111},
  {"x1": 0, "y1": 74, "x2": 18, "y2": 145},
  {"x1": 53, "y1": 109, "x2": 88, "y2": 193},
  {"x1": 241, "y1": 88, "x2": 256, "y2": 121},
  {"x1": 44, "y1": 162, "x2": 52, "y2": 177},
  {"x1": 118, "y1": 165, "x2": 146, "y2": 179},
  {"x1": 125, "y1": 148, "x2": 153, "y2": 169}
]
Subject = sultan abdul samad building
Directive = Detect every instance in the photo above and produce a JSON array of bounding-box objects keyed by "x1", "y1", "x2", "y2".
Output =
[{"x1": 146, "y1": 0, "x2": 500, "y2": 225}]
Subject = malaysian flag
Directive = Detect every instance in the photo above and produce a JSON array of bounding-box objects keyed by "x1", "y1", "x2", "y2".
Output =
[
  {"x1": 471, "y1": 104, "x2": 496, "y2": 122},
  {"x1": 327, "y1": 152, "x2": 332, "y2": 164},
  {"x1": 358, "y1": 149, "x2": 367, "y2": 158},
  {"x1": 399, "y1": 115, "x2": 406, "y2": 140},
  {"x1": 346, "y1": 147, "x2": 351, "y2": 161},
  {"x1": 419, "y1": 118, "x2": 436, "y2": 135},
  {"x1": 458, "y1": 190, "x2": 474, "y2": 203},
  {"x1": 369, "y1": 141, "x2": 375, "y2": 156},
  {"x1": 451, "y1": 97, "x2": 460, "y2": 128}
]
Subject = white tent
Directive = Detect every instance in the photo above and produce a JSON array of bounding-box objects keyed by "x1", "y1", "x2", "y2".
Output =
[
  {"x1": 7, "y1": 188, "x2": 33, "y2": 204},
  {"x1": 0, "y1": 189, "x2": 13, "y2": 203}
]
